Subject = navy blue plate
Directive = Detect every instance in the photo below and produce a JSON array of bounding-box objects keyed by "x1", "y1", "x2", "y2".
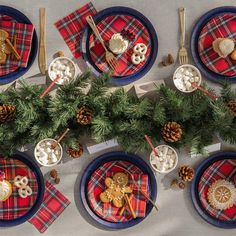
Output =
[
  {"x1": 81, "y1": 6, "x2": 158, "y2": 85},
  {"x1": 0, "y1": 6, "x2": 38, "y2": 85},
  {"x1": 191, "y1": 151, "x2": 236, "y2": 229},
  {"x1": 191, "y1": 6, "x2": 236, "y2": 83},
  {"x1": 0, "y1": 151, "x2": 45, "y2": 227},
  {"x1": 80, "y1": 151, "x2": 157, "y2": 229}
]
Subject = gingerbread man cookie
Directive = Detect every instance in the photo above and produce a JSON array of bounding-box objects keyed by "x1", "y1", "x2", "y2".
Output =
[
  {"x1": 100, "y1": 172, "x2": 132, "y2": 208},
  {"x1": 0, "y1": 29, "x2": 11, "y2": 64}
]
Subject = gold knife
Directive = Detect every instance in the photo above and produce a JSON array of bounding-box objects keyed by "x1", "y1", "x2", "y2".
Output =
[{"x1": 38, "y1": 8, "x2": 46, "y2": 74}]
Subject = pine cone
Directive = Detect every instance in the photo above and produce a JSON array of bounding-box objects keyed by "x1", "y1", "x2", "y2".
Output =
[
  {"x1": 179, "y1": 165, "x2": 195, "y2": 182},
  {"x1": 162, "y1": 121, "x2": 182, "y2": 142},
  {"x1": 67, "y1": 143, "x2": 83, "y2": 158},
  {"x1": 227, "y1": 100, "x2": 236, "y2": 117},
  {"x1": 76, "y1": 106, "x2": 93, "y2": 125},
  {"x1": 0, "y1": 104, "x2": 16, "y2": 123}
]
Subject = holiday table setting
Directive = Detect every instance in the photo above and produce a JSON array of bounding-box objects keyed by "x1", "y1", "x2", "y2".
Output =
[{"x1": 0, "y1": 0, "x2": 236, "y2": 236}]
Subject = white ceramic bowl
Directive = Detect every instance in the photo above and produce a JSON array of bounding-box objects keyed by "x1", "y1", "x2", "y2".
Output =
[
  {"x1": 173, "y1": 64, "x2": 202, "y2": 93},
  {"x1": 149, "y1": 144, "x2": 178, "y2": 174},
  {"x1": 48, "y1": 56, "x2": 77, "y2": 85},
  {"x1": 34, "y1": 138, "x2": 63, "y2": 167}
]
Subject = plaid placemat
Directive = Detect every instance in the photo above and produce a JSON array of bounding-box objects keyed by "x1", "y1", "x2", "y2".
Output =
[
  {"x1": 198, "y1": 13, "x2": 236, "y2": 76},
  {"x1": 198, "y1": 159, "x2": 236, "y2": 221},
  {"x1": 29, "y1": 181, "x2": 71, "y2": 233},
  {"x1": 54, "y1": 2, "x2": 97, "y2": 58},
  {"x1": 0, "y1": 15, "x2": 34, "y2": 76},
  {"x1": 89, "y1": 14, "x2": 151, "y2": 77},
  {"x1": 0, "y1": 157, "x2": 38, "y2": 220},
  {"x1": 87, "y1": 161, "x2": 149, "y2": 222}
]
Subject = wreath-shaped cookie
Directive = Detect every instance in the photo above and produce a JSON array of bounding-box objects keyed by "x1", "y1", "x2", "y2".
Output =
[{"x1": 100, "y1": 172, "x2": 132, "y2": 208}]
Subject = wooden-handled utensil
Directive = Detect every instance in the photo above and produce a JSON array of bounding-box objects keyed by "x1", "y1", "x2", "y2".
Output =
[{"x1": 39, "y1": 8, "x2": 46, "y2": 74}]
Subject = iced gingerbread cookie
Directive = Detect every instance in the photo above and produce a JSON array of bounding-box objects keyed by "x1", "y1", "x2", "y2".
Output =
[
  {"x1": 100, "y1": 172, "x2": 132, "y2": 208},
  {"x1": 0, "y1": 29, "x2": 12, "y2": 64},
  {"x1": 0, "y1": 171, "x2": 12, "y2": 201},
  {"x1": 207, "y1": 179, "x2": 236, "y2": 210}
]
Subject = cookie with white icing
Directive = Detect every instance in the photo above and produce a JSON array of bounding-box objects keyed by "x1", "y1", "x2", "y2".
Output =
[{"x1": 109, "y1": 33, "x2": 129, "y2": 54}]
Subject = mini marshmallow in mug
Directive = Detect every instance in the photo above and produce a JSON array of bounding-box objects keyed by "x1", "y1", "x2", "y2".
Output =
[
  {"x1": 34, "y1": 138, "x2": 63, "y2": 167},
  {"x1": 173, "y1": 64, "x2": 202, "y2": 93},
  {"x1": 48, "y1": 57, "x2": 77, "y2": 85},
  {"x1": 150, "y1": 145, "x2": 178, "y2": 174}
]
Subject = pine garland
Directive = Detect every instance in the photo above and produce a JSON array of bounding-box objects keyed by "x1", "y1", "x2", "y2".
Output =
[{"x1": 0, "y1": 71, "x2": 235, "y2": 156}]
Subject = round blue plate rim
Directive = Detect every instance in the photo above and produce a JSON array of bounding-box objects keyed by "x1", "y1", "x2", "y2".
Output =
[
  {"x1": 81, "y1": 6, "x2": 158, "y2": 85},
  {"x1": 0, "y1": 5, "x2": 38, "y2": 85},
  {"x1": 190, "y1": 151, "x2": 236, "y2": 229},
  {"x1": 0, "y1": 151, "x2": 45, "y2": 227},
  {"x1": 190, "y1": 6, "x2": 236, "y2": 83},
  {"x1": 80, "y1": 151, "x2": 157, "y2": 229}
]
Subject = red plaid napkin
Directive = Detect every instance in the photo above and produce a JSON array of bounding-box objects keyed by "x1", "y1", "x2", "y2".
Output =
[
  {"x1": 87, "y1": 160, "x2": 149, "y2": 222},
  {"x1": 198, "y1": 159, "x2": 236, "y2": 221},
  {"x1": 0, "y1": 157, "x2": 38, "y2": 220},
  {"x1": 29, "y1": 181, "x2": 71, "y2": 233},
  {"x1": 0, "y1": 15, "x2": 34, "y2": 76},
  {"x1": 198, "y1": 13, "x2": 236, "y2": 76},
  {"x1": 89, "y1": 14, "x2": 151, "y2": 77},
  {"x1": 54, "y1": 2, "x2": 97, "y2": 58}
]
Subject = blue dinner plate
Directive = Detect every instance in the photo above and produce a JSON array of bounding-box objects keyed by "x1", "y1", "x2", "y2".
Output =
[
  {"x1": 0, "y1": 151, "x2": 45, "y2": 227},
  {"x1": 80, "y1": 151, "x2": 157, "y2": 229},
  {"x1": 0, "y1": 5, "x2": 38, "y2": 85},
  {"x1": 81, "y1": 6, "x2": 158, "y2": 85},
  {"x1": 191, "y1": 6, "x2": 236, "y2": 83},
  {"x1": 191, "y1": 151, "x2": 236, "y2": 229}
]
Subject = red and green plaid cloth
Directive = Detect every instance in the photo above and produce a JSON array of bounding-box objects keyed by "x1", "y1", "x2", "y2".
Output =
[
  {"x1": 198, "y1": 159, "x2": 236, "y2": 221},
  {"x1": 87, "y1": 160, "x2": 149, "y2": 222},
  {"x1": 54, "y1": 2, "x2": 97, "y2": 59},
  {"x1": 0, "y1": 157, "x2": 38, "y2": 220},
  {"x1": 198, "y1": 13, "x2": 236, "y2": 76},
  {"x1": 0, "y1": 14, "x2": 34, "y2": 77},
  {"x1": 29, "y1": 181, "x2": 71, "y2": 233},
  {"x1": 89, "y1": 14, "x2": 151, "y2": 77}
]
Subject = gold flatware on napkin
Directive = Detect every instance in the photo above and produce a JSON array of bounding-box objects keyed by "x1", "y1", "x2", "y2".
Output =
[
  {"x1": 178, "y1": 7, "x2": 188, "y2": 64},
  {"x1": 39, "y1": 8, "x2": 46, "y2": 74},
  {"x1": 86, "y1": 15, "x2": 117, "y2": 71}
]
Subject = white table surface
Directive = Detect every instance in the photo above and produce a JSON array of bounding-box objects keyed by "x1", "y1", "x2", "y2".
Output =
[{"x1": 1, "y1": 0, "x2": 236, "y2": 235}]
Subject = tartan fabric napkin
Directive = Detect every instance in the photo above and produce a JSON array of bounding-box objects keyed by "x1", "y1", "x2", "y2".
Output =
[
  {"x1": 0, "y1": 157, "x2": 38, "y2": 220},
  {"x1": 89, "y1": 14, "x2": 151, "y2": 77},
  {"x1": 87, "y1": 160, "x2": 149, "y2": 223},
  {"x1": 0, "y1": 15, "x2": 34, "y2": 76},
  {"x1": 29, "y1": 181, "x2": 71, "y2": 233},
  {"x1": 198, "y1": 159, "x2": 236, "y2": 221},
  {"x1": 198, "y1": 13, "x2": 236, "y2": 77},
  {"x1": 54, "y1": 2, "x2": 97, "y2": 58}
]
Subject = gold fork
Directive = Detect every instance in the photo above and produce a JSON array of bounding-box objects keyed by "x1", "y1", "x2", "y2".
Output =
[
  {"x1": 178, "y1": 7, "x2": 188, "y2": 64},
  {"x1": 86, "y1": 15, "x2": 117, "y2": 71}
]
